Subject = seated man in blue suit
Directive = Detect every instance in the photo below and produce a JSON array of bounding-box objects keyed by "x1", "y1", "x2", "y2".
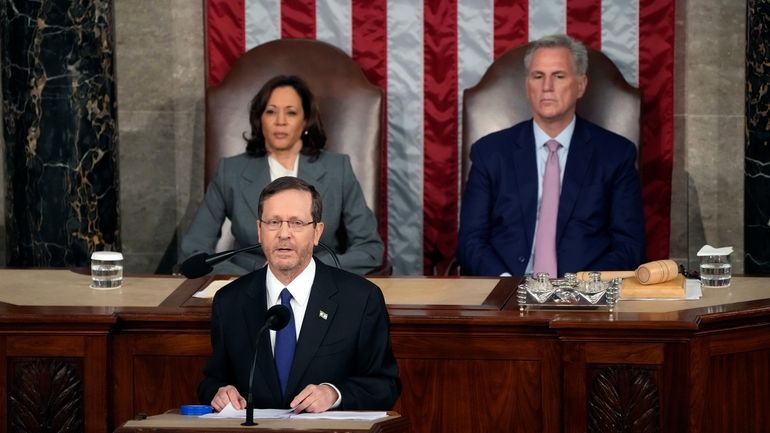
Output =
[
  {"x1": 458, "y1": 34, "x2": 645, "y2": 277},
  {"x1": 199, "y1": 176, "x2": 400, "y2": 412}
]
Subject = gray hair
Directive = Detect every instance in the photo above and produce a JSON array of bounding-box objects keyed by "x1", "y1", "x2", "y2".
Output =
[
  {"x1": 524, "y1": 34, "x2": 588, "y2": 75},
  {"x1": 258, "y1": 176, "x2": 323, "y2": 223}
]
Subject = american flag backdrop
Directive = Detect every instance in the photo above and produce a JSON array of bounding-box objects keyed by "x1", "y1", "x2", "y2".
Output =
[{"x1": 205, "y1": 0, "x2": 675, "y2": 275}]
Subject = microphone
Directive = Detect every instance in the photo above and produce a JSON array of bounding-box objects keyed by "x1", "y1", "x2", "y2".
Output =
[
  {"x1": 243, "y1": 304, "x2": 291, "y2": 426},
  {"x1": 181, "y1": 242, "x2": 340, "y2": 278}
]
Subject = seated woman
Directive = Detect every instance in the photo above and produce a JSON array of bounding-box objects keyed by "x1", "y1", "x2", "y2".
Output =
[{"x1": 180, "y1": 75, "x2": 384, "y2": 275}]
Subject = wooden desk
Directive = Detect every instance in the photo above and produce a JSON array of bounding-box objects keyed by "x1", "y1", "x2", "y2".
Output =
[
  {"x1": 115, "y1": 412, "x2": 408, "y2": 433},
  {"x1": 2, "y1": 271, "x2": 770, "y2": 433}
]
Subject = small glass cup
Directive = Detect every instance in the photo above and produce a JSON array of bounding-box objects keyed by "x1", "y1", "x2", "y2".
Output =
[
  {"x1": 699, "y1": 254, "x2": 731, "y2": 288},
  {"x1": 91, "y1": 251, "x2": 123, "y2": 289}
]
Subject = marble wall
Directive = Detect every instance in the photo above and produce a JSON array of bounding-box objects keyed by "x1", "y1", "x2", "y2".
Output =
[
  {"x1": 670, "y1": 0, "x2": 746, "y2": 273},
  {"x1": 0, "y1": 0, "x2": 749, "y2": 274},
  {"x1": 745, "y1": 0, "x2": 770, "y2": 273},
  {"x1": 2, "y1": 0, "x2": 120, "y2": 267}
]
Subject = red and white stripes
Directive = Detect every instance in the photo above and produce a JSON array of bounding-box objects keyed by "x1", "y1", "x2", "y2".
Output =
[{"x1": 205, "y1": 0, "x2": 675, "y2": 275}]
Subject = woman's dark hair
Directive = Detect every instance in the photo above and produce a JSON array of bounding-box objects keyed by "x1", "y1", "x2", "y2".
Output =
[{"x1": 244, "y1": 75, "x2": 326, "y2": 160}]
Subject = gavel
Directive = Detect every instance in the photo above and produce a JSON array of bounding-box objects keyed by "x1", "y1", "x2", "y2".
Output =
[{"x1": 576, "y1": 259, "x2": 679, "y2": 285}]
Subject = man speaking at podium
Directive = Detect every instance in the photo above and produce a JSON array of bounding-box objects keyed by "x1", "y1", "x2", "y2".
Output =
[{"x1": 198, "y1": 177, "x2": 400, "y2": 413}]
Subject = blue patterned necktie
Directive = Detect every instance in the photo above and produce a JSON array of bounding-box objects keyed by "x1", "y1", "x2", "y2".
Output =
[{"x1": 274, "y1": 288, "x2": 296, "y2": 397}]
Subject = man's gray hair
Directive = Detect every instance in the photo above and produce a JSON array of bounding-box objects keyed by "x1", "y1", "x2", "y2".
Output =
[{"x1": 524, "y1": 34, "x2": 588, "y2": 75}]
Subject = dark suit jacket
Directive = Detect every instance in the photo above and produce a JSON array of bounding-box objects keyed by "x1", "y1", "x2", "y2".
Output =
[
  {"x1": 180, "y1": 151, "x2": 384, "y2": 275},
  {"x1": 457, "y1": 117, "x2": 645, "y2": 276},
  {"x1": 198, "y1": 260, "x2": 400, "y2": 410}
]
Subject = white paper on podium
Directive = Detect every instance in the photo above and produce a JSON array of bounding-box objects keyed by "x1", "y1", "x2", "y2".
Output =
[
  {"x1": 199, "y1": 403, "x2": 293, "y2": 419},
  {"x1": 685, "y1": 278, "x2": 703, "y2": 299},
  {"x1": 192, "y1": 279, "x2": 234, "y2": 299},
  {"x1": 292, "y1": 411, "x2": 388, "y2": 420},
  {"x1": 199, "y1": 402, "x2": 387, "y2": 421}
]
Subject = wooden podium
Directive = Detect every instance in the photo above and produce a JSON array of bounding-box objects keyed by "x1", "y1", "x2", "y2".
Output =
[
  {"x1": 3, "y1": 270, "x2": 770, "y2": 432},
  {"x1": 115, "y1": 412, "x2": 408, "y2": 433}
]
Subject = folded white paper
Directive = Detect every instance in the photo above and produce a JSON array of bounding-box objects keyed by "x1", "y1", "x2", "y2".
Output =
[{"x1": 697, "y1": 245, "x2": 734, "y2": 257}]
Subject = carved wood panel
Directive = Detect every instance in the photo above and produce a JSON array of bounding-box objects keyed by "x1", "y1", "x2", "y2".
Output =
[
  {"x1": 8, "y1": 357, "x2": 84, "y2": 433},
  {"x1": 586, "y1": 365, "x2": 660, "y2": 433}
]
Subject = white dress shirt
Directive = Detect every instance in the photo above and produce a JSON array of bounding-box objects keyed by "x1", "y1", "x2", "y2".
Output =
[
  {"x1": 265, "y1": 258, "x2": 341, "y2": 407},
  {"x1": 266, "y1": 259, "x2": 315, "y2": 347}
]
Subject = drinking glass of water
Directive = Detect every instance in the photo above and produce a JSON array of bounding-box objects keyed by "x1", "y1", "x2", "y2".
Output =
[
  {"x1": 699, "y1": 254, "x2": 731, "y2": 288},
  {"x1": 91, "y1": 251, "x2": 123, "y2": 289}
]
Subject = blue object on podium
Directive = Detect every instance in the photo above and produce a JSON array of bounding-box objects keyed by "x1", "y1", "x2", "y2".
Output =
[{"x1": 179, "y1": 405, "x2": 212, "y2": 416}]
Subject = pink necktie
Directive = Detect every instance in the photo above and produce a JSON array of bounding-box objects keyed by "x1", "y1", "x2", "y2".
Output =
[{"x1": 533, "y1": 139, "x2": 561, "y2": 277}]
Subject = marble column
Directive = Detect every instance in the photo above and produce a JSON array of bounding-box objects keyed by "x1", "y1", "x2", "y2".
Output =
[
  {"x1": 1, "y1": 0, "x2": 120, "y2": 267},
  {"x1": 746, "y1": 1, "x2": 770, "y2": 274}
]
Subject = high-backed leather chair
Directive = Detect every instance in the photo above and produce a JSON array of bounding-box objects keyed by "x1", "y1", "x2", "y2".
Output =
[
  {"x1": 441, "y1": 43, "x2": 641, "y2": 276},
  {"x1": 205, "y1": 38, "x2": 383, "y2": 252},
  {"x1": 207, "y1": 38, "x2": 382, "y2": 209},
  {"x1": 461, "y1": 44, "x2": 641, "y2": 188}
]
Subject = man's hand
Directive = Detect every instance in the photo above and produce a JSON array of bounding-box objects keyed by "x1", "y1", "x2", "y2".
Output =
[
  {"x1": 211, "y1": 385, "x2": 246, "y2": 411},
  {"x1": 290, "y1": 384, "x2": 339, "y2": 413}
]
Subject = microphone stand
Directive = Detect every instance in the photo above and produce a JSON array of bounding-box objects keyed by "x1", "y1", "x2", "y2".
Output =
[
  {"x1": 314, "y1": 242, "x2": 341, "y2": 269},
  {"x1": 242, "y1": 319, "x2": 270, "y2": 426},
  {"x1": 204, "y1": 243, "x2": 264, "y2": 267},
  {"x1": 181, "y1": 242, "x2": 342, "y2": 279},
  {"x1": 242, "y1": 305, "x2": 290, "y2": 426},
  {"x1": 180, "y1": 243, "x2": 263, "y2": 279}
]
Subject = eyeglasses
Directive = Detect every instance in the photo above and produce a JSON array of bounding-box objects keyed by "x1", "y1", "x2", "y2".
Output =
[{"x1": 259, "y1": 218, "x2": 316, "y2": 232}]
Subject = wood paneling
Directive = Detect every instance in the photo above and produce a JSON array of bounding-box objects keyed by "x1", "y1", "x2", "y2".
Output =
[
  {"x1": 396, "y1": 359, "x2": 548, "y2": 433},
  {"x1": 4, "y1": 276, "x2": 770, "y2": 432},
  {"x1": 703, "y1": 346, "x2": 770, "y2": 432},
  {"x1": 131, "y1": 356, "x2": 209, "y2": 416},
  {"x1": 1, "y1": 328, "x2": 110, "y2": 433},
  {"x1": 0, "y1": 337, "x2": 5, "y2": 431},
  {"x1": 111, "y1": 333, "x2": 210, "y2": 425}
]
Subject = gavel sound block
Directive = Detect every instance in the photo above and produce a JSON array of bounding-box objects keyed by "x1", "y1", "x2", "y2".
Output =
[{"x1": 577, "y1": 260, "x2": 685, "y2": 299}]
